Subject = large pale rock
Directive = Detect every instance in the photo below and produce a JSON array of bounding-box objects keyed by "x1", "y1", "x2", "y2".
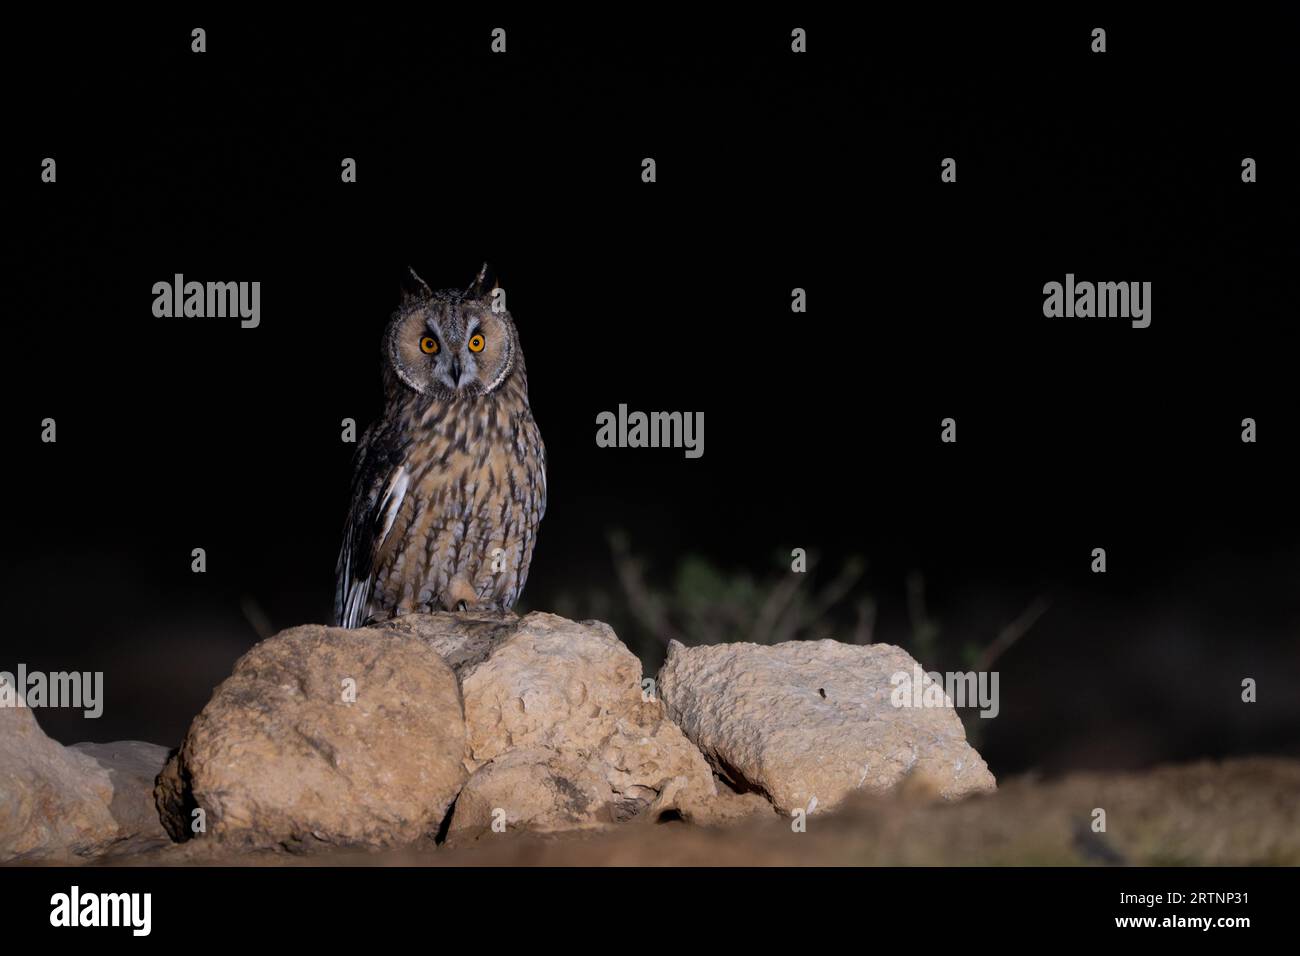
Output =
[
  {"x1": 657, "y1": 639, "x2": 997, "y2": 814},
  {"x1": 447, "y1": 747, "x2": 627, "y2": 837},
  {"x1": 0, "y1": 705, "x2": 117, "y2": 861},
  {"x1": 0, "y1": 705, "x2": 170, "y2": 862},
  {"x1": 384, "y1": 611, "x2": 734, "y2": 836},
  {"x1": 383, "y1": 609, "x2": 518, "y2": 679},
  {"x1": 70, "y1": 740, "x2": 172, "y2": 855},
  {"x1": 155, "y1": 624, "x2": 468, "y2": 850}
]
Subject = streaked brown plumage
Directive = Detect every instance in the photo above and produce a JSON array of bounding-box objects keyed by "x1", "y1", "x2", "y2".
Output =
[{"x1": 334, "y1": 265, "x2": 546, "y2": 627}]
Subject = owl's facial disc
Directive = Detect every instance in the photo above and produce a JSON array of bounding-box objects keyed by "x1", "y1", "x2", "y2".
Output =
[{"x1": 386, "y1": 296, "x2": 515, "y2": 399}]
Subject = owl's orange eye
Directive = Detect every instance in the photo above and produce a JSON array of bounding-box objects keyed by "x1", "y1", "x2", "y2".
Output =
[
  {"x1": 419, "y1": 335, "x2": 439, "y2": 355},
  {"x1": 468, "y1": 333, "x2": 485, "y2": 353}
]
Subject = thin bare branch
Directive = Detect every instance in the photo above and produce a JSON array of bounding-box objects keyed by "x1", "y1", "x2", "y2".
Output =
[
  {"x1": 608, "y1": 531, "x2": 688, "y2": 647},
  {"x1": 974, "y1": 596, "x2": 1051, "y2": 672},
  {"x1": 751, "y1": 565, "x2": 807, "y2": 644}
]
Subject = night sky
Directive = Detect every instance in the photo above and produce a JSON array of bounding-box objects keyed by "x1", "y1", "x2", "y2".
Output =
[{"x1": 7, "y1": 11, "x2": 1298, "y2": 774}]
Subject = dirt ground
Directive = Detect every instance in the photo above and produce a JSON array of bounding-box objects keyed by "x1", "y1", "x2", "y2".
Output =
[{"x1": 88, "y1": 756, "x2": 1300, "y2": 867}]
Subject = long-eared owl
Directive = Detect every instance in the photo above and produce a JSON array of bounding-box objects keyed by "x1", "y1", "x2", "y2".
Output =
[{"x1": 334, "y1": 264, "x2": 546, "y2": 627}]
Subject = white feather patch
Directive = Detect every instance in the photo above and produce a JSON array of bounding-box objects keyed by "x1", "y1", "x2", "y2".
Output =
[
  {"x1": 338, "y1": 466, "x2": 409, "y2": 629},
  {"x1": 378, "y1": 468, "x2": 410, "y2": 545}
]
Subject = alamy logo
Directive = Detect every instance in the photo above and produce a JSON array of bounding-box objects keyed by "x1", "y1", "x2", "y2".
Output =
[
  {"x1": 890, "y1": 664, "x2": 999, "y2": 719},
  {"x1": 152, "y1": 274, "x2": 261, "y2": 328},
  {"x1": 596, "y1": 404, "x2": 704, "y2": 459},
  {"x1": 50, "y1": 886, "x2": 151, "y2": 936},
  {"x1": 0, "y1": 664, "x2": 103, "y2": 718},
  {"x1": 1043, "y1": 273, "x2": 1151, "y2": 328}
]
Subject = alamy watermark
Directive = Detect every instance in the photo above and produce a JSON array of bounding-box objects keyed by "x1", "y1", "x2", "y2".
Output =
[
  {"x1": 0, "y1": 664, "x2": 103, "y2": 718},
  {"x1": 1043, "y1": 273, "x2": 1151, "y2": 328},
  {"x1": 596, "y1": 404, "x2": 704, "y2": 459},
  {"x1": 152, "y1": 274, "x2": 260, "y2": 328},
  {"x1": 890, "y1": 663, "x2": 999, "y2": 719}
]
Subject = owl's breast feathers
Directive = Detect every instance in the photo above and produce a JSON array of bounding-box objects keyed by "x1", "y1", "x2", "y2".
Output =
[{"x1": 334, "y1": 383, "x2": 545, "y2": 627}]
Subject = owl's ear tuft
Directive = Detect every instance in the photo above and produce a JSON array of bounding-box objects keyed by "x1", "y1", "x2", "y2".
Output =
[
  {"x1": 400, "y1": 266, "x2": 434, "y2": 305},
  {"x1": 468, "y1": 262, "x2": 497, "y2": 298}
]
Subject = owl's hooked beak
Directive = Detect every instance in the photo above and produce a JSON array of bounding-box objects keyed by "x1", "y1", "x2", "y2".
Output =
[{"x1": 448, "y1": 357, "x2": 462, "y2": 387}]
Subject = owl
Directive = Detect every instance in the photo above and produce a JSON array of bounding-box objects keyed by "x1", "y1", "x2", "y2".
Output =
[{"x1": 334, "y1": 264, "x2": 547, "y2": 628}]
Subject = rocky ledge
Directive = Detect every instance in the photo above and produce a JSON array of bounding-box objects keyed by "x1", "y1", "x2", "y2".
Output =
[{"x1": 2, "y1": 611, "x2": 995, "y2": 862}]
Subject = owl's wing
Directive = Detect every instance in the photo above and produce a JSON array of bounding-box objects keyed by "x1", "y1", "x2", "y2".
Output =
[
  {"x1": 536, "y1": 430, "x2": 548, "y2": 521},
  {"x1": 334, "y1": 425, "x2": 411, "y2": 628}
]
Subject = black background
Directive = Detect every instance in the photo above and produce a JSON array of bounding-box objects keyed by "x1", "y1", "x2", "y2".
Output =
[{"x1": 6, "y1": 11, "x2": 1298, "y2": 773}]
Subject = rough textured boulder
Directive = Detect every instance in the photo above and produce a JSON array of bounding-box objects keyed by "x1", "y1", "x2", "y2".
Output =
[
  {"x1": 383, "y1": 611, "x2": 741, "y2": 837},
  {"x1": 657, "y1": 638, "x2": 997, "y2": 814},
  {"x1": 155, "y1": 624, "x2": 468, "y2": 850},
  {"x1": 385, "y1": 609, "x2": 518, "y2": 679},
  {"x1": 0, "y1": 705, "x2": 170, "y2": 862},
  {"x1": 447, "y1": 747, "x2": 628, "y2": 836},
  {"x1": 7, "y1": 615, "x2": 994, "y2": 860}
]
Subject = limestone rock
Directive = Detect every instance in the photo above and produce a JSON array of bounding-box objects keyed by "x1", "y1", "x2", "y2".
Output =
[
  {"x1": 69, "y1": 740, "x2": 172, "y2": 855},
  {"x1": 446, "y1": 747, "x2": 621, "y2": 840},
  {"x1": 657, "y1": 638, "x2": 997, "y2": 814},
  {"x1": 0, "y1": 705, "x2": 119, "y2": 862},
  {"x1": 382, "y1": 609, "x2": 520, "y2": 680},
  {"x1": 386, "y1": 611, "x2": 724, "y2": 836},
  {"x1": 0, "y1": 705, "x2": 170, "y2": 862},
  {"x1": 154, "y1": 624, "x2": 468, "y2": 850}
]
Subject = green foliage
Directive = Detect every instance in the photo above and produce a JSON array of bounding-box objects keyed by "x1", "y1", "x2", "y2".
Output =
[
  {"x1": 606, "y1": 531, "x2": 874, "y2": 654},
  {"x1": 547, "y1": 532, "x2": 1046, "y2": 695}
]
